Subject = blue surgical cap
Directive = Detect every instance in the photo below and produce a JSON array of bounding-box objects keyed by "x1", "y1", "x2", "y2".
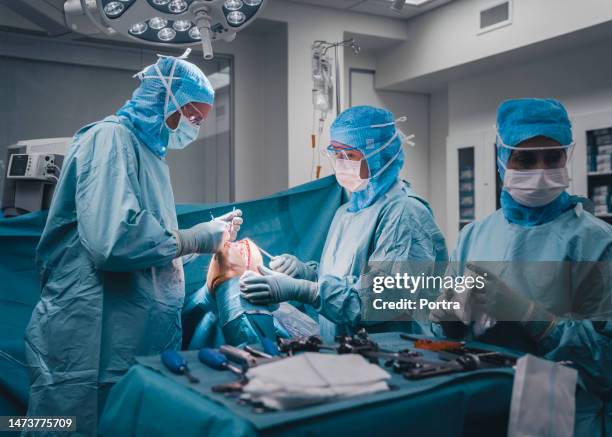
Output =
[
  {"x1": 330, "y1": 105, "x2": 405, "y2": 212},
  {"x1": 496, "y1": 98, "x2": 572, "y2": 178},
  {"x1": 117, "y1": 56, "x2": 215, "y2": 157},
  {"x1": 497, "y1": 98, "x2": 572, "y2": 147}
]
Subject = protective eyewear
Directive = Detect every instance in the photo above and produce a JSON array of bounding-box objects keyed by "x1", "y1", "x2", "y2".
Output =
[
  {"x1": 181, "y1": 102, "x2": 206, "y2": 126},
  {"x1": 323, "y1": 132, "x2": 415, "y2": 161},
  {"x1": 496, "y1": 132, "x2": 575, "y2": 170}
]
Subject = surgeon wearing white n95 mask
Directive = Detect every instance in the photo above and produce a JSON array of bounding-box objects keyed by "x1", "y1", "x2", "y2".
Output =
[
  {"x1": 24, "y1": 52, "x2": 243, "y2": 436},
  {"x1": 241, "y1": 105, "x2": 448, "y2": 342}
]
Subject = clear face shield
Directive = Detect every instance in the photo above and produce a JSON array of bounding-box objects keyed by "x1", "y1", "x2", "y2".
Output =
[
  {"x1": 496, "y1": 131, "x2": 575, "y2": 207},
  {"x1": 322, "y1": 117, "x2": 415, "y2": 192},
  {"x1": 496, "y1": 131, "x2": 575, "y2": 171}
]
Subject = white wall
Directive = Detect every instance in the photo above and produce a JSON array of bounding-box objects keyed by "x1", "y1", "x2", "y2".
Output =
[
  {"x1": 214, "y1": 22, "x2": 289, "y2": 201},
  {"x1": 447, "y1": 38, "x2": 612, "y2": 135},
  {"x1": 429, "y1": 89, "x2": 449, "y2": 230},
  {"x1": 377, "y1": 0, "x2": 612, "y2": 90}
]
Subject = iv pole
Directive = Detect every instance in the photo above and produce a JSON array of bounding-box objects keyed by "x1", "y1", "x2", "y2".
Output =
[
  {"x1": 310, "y1": 38, "x2": 360, "y2": 179},
  {"x1": 314, "y1": 38, "x2": 361, "y2": 116}
]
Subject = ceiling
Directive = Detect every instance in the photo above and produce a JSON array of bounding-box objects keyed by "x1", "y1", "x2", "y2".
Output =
[
  {"x1": 286, "y1": 0, "x2": 454, "y2": 19},
  {"x1": 0, "y1": 0, "x2": 455, "y2": 38}
]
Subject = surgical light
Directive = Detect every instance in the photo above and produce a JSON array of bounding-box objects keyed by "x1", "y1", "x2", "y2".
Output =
[
  {"x1": 188, "y1": 26, "x2": 201, "y2": 39},
  {"x1": 168, "y1": 0, "x2": 188, "y2": 13},
  {"x1": 149, "y1": 16, "x2": 167, "y2": 29},
  {"x1": 129, "y1": 22, "x2": 148, "y2": 34},
  {"x1": 226, "y1": 11, "x2": 245, "y2": 25},
  {"x1": 104, "y1": 1, "x2": 125, "y2": 17},
  {"x1": 158, "y1": 27, "x2": 176, "y2": 41},
  {"x1": 173, "y1": 19, "x2": 192, "y2": 31},
  {"x1": 224, "y1": 0, "x2": 243, "y2": 10},
  {"x1": 65, "y1": 0, "x2": 267, "y2": 60}
]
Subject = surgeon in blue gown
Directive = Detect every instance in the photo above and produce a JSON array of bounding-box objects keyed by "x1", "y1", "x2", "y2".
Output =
[
  {"x1": 241, "y1": 106, "x2": 448, "y2": 341},
  {"x1": 431, "y1": 98, "x2": 612, "y2": 436},
  {"x1": 24, "y1": 54, "x2": 243, "y2": 436}
]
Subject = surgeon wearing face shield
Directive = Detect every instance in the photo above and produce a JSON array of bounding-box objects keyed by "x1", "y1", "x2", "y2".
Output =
[
  {"x1": 241, "y1": 105, "x2": 448, "y2": 341},
  {"x1": 23, "y1": 53, "x2": 243, "y2": 435},
  {"x1": 430, "y1": 98, "x2": 612, "y2": 437}
]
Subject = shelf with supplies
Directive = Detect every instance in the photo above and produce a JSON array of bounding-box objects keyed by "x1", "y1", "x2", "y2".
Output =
[
  {"x1": 446, "y1": 129, "x2": 497, "y2": 249},
  {"x1": 586, "y1": 127, "x2": 612, "y2": 223},
  {"x1": 587, "y1": 171, "x2": 612, "y2": 177},
  {"x1": 458, "y1": 147, "x2": 475, "y2": 231}
]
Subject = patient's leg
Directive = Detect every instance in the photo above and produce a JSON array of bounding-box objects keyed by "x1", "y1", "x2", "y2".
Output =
[{"x1": 207, "y1": 240, "x2": 276, "y2": 347}]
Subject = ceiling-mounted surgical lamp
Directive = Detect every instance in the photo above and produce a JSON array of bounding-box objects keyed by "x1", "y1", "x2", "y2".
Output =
[{"x1": 64, "y1": 0, "x2": 266, "y2": 60}]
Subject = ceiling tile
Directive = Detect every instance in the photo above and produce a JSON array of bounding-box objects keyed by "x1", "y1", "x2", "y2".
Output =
[
  {"x1": 286, "y1": 0, "x2": 453, "y2": 19},
  {"x1": 286, "y1": 0, "x2": 365, "y2": 10},
  {"x1": 351, "y1": 0, "x2": 453, "y2": 18}
]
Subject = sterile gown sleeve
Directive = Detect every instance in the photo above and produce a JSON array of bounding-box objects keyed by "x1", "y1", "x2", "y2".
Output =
[
  {"x1": 75, "y1": 123, "x2": 178, "y2": 271},
  {"x1": 532, "y1": 321, "x2": 612, "y2": 394},
  {"x1": 523, "y1": 248, "x2": 612, "y2": 393},
  {"x1": 315, "y1": 203, "x2": 438, "y2": 326}
]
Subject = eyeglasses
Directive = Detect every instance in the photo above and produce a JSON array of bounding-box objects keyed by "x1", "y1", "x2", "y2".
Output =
[
  {"x1": 181, "y1": 102, "x2": 206, "y2": 126},
  {"x1": 323, "y1": 143, "x2": 364, "y2": 161}
]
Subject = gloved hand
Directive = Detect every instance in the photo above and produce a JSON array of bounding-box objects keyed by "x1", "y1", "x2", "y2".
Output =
[
  {"x1": 239, "y1": 266, "x2": 319, "y2": 305},
  {"x1": 173, "y1": 221, "x2": 229, "y2": 257},
  {"x1": 428, "y1": 287, "x2": 461, "y2": 323},
  {"x1": 466, "y1": 263, "x2": 555, "y2": 325},
  {"x1": 270, "y1": 254, "x2": 317, "y2": 281},
  {"x1": 216, "y1": 209, "x2": 243, "y2": 241},
  {"x1": 173, "y1": 209, "x2": 243, "y2": 257}
]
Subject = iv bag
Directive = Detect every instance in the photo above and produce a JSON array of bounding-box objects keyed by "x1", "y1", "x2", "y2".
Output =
[{"x1": 312, "y1": 48, "x2": 333, "y2": 114}]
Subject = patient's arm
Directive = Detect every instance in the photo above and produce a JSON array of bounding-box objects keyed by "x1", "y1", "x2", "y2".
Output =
[{"x1": 206, "y1": 239, "x2": 264, "y2": 294}]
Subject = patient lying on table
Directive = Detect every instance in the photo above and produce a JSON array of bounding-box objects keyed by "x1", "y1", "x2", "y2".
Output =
[{"x1": 201, "y1": 239, "x2": 318, "y2": 348}]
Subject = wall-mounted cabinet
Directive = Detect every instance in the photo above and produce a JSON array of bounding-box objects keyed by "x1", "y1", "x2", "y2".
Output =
[
  {"x1": 446, "y1": 130, "x2": 497, "y2": 248},
  {"x1": 458, "y1": 147, "x2": 475, "y2": 230},
  {"x1": 571, "y1": 110, "x2": 612, "y2": 224}
]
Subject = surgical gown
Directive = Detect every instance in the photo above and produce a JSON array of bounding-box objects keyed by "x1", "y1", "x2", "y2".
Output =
[
  {"x1": 448, "y1": 205, "x2": 612, "y2": 436},
  {"x1": 315, "y1": 181, "x2": 448, "y2": 341},
  {"x1": 24, "y1": 115, "x2": 183, "y2": 436}
]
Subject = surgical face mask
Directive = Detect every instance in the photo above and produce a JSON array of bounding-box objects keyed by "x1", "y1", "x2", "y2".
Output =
[
  {"x1": 334, "y1": 159, "x2": 368, "y2": 192},
  {"x1": 167, "y1": 115, "x2": 200, "y2": 150},
  {"x1": 496, "y1": 131, "x2": 573, "y2": 207},
  {"x1": 330, "y1": 129, "x2": 413, "y2": 192},
  {"x1": 503, "y1": 167, "x2": 569, "y2": 207}
]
